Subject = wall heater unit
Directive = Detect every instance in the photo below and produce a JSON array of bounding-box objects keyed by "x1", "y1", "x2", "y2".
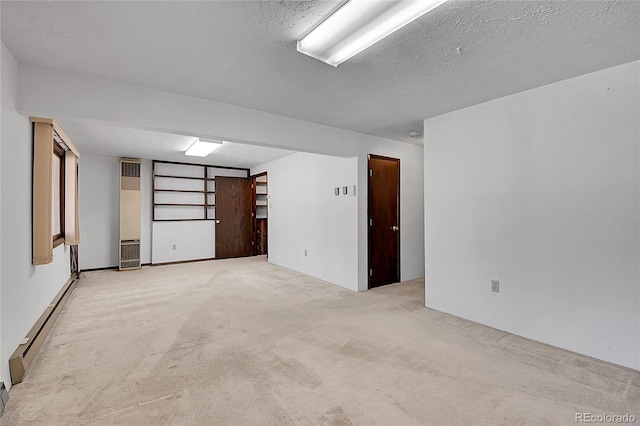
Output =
[{"x1": 119, "y1": 158, "x2": 142, "y2": 270}]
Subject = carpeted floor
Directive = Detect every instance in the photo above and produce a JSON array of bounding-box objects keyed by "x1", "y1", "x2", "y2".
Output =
[{"x1": 3, "y1": 256, "x2": 639, "y2": 425}]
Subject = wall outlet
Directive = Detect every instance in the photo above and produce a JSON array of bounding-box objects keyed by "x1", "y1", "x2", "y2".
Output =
[
  {"x1": 491, "y1": 280, "x2": 499, "y2": 292},
  {"x1": 172, "y1": 244, "x2": 177, "y2": 250}
]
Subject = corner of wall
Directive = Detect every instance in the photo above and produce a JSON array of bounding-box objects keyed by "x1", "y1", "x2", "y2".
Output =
[
  {"x1": 1, "y1": 43, "x2": 73, "y2": 388},
  {"x1": 250, "y1": 152, "x2": 359, "y2": 292},
  {"x1": 423, "y1": 61, "x2": 640, "y2": 369}
]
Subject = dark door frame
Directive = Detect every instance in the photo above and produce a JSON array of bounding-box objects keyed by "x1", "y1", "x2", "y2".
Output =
[{"x1": 367, "y1": 154, "x2": 401, "y2": 289}]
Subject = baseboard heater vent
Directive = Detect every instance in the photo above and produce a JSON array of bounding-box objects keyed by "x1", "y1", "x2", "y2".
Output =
[
  {"x1": 120, "y1": 240, "x2": 141, "y2": 270},
  {"x1": 9, "y1": 276, "x2": 77, "y2": 385}
]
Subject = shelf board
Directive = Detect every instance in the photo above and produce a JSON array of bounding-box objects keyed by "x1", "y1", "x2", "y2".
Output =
[
  {"x1": 155, "y1": 174, "x2": 215, "y2": 181},
  {"x1": 154, "y1": 159, "x2": 249, "y2": 173},
  {"x1": 155, "y1": 189, "x2": 206, "y2": 193},
  {"x1": 155, "y1": 203, "x2": 208, "y2": 207},
  {"x1": 153, "y1": 218, "x2": 210, "y2": 222}
]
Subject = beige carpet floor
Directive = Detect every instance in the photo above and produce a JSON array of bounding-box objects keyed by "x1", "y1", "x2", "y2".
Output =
[{"x1": 3, "y1": 256, "x2": 639, "y2": 425}]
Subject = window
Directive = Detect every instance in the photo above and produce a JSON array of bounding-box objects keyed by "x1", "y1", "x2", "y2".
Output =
[
  {"x1": 31, "y1": 117, "x2": 80, "y2": 265},
  {"x1": 52, "y1": 141, "x2": 65, "y2": 248}
]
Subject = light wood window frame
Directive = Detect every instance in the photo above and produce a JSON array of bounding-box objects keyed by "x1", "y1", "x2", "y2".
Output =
[{"x1": 31, "y1": 117, "x2": 80, "y2": 265}]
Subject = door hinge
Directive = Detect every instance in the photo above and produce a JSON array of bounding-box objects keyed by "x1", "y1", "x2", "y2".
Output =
[
  {"x1": 369, "y1": 219, "x2": 373, "y2": 226},
  {"x1": 369, "y1": 169, "x2": 373, "y2": 177},
  {"x1": 369, "y1": 269, "x2": 373, "y2": 277}
]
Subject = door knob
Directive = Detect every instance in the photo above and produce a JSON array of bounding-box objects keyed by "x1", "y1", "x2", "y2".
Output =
[
  {"x1": 216, "y1": 220, "x2": 220, "y2": 224},
  {"x1": 391, "y1": 226, "x2": 399, "y2": 231}
]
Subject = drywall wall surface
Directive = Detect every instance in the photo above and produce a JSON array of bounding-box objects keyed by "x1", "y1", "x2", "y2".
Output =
[
  {"x1": 78, "y1": 155, "x2": 152, "y2": 270},
  {"x1": 1, "y1": 42, "x2": 70, "y2": 389},
  {"x1": 78, "y1": 155, "x2": 120, "y2": 269},
  {"x1": 424, "y1": 60, "x2": 640, "y2": 369},
  {"x1": 18, "y1": 64, "x2": 411, "y2": 158},
  {"x1": 16, "y1": 64, "x2": 425, "y2": 291},
  {"x1": 151, "y1": 221, "x2": 215, "y2": 264},
  {"x1": 252, "y1": 153, "x2": 358, "y2": 291}
]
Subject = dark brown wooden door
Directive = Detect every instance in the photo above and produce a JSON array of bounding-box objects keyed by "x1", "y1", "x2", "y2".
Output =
[
  {"x1": 368, "y1": 155, "x2": 400, "y2": 289},
  {"x1": 215, "y1": 176, "x2": 252, "y2": 259}
]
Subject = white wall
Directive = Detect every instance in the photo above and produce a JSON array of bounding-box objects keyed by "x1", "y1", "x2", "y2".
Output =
[
  {"x1": 78, "y1": 155, "x2": 152, "y2": 270},
  {"x1": 16, "y1": 65, "x2": 425, "y2": 291},
  {"x1": 424, "y1": 60, "x2": 640, "y2": 370},
  {"x1": 1, "y1": 43, "x2": 71, "y2": 389},
  {"x1": 152, "y1": 221, "x2": 214, "y2": 264},
  {"x1": 78, "y1": 155, "x2": 119, "y2": 269},
  {"x1": 252, "y1": 153, "x2": 359, "y2": 291}
]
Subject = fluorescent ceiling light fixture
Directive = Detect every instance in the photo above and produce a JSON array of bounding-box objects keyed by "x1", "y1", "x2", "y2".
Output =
[
  {"x1": 297, "y1": 0, "x2": 448, "y2": 67},
  {"x1": 185, "y1": 138, "x2": 222, "y2": 157}
]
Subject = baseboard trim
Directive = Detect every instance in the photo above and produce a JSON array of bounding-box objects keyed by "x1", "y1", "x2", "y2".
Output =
[
  {"x1": 9, "y1": 275, "x2": 78, "y2": 385},
  {"x1": 81, "y1": 263, "x2": 151, "y2": 273},
  {"x1": 81, "y1": 265, "x2": 117, "y2": 272},
  {"x1": 151, "y1": 257, "x2": 216, "y2": 267}
]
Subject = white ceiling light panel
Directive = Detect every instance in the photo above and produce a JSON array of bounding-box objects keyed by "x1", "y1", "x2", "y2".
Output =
[
  {"x1": 297, "y1": 0, "x2": 449, "y2": 67},
  {"x1": 185, "y1": 138, "x2": 222, "y2": 157}
]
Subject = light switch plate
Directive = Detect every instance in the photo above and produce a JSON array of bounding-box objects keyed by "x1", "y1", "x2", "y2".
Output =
[{"x1": 491, "y1": 280, "x2": 499, "y2": 292}]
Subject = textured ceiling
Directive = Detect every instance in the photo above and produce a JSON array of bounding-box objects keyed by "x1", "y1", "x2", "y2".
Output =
[
  {"x1": 2, "y1": 1, "x2": 639, "y2": 144},
  {"x1": 58, "y1": 119, "x2": 295, "y2": 169}
]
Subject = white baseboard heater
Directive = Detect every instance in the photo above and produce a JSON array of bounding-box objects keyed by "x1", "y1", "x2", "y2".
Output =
[{"x1": 9, "y1": 276, "x2": 77, "y2": 385}]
